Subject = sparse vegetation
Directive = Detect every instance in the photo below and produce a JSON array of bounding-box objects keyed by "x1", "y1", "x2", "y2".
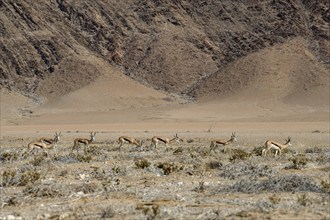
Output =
[
  {"x1": 229, "y1": 149, "x2": 251, "y2": 162},
  {"x1": 76, "y1": 154, "x2": 92, "y2": 163},
  {"x1": 220, "y1": 161, "x2": 277, "y2": 180},
  {"x1": 29, "y1": 154, "x2": 47, "y2": 166},
  {"x1": 101, "y1": 206, "x2": 115, "y2": 218},
  {"x1": 288, "y1": 154, "x2": 309, "y2": 169},
  {"x1": 135, "y1": 159, "x2": 151, "y2": 169},
  {"x1": 1, "y1": 170, "x2": 17, "y2": 187},
  {"x1": 1, "y1": 134, "x2": 329, "y2": 219},
  {"x1": 0, "y1": 151, "x2": 19, "y2": 162},
  {"x1": 193, "y1": 180, "x2": 205, "y2": 193},
  {"x1": 252, "y1": 146, "x2": 264, "y2": 156},
  {"x1": 224, "y1": 174, "x2": 324, "y2": 193},
  {"x1": 156, "y1": 162, "x2": 180, "y2": 175},
  {"x1": 269, "y1": 194, "x2": 281, "y2": 205},
  {"x1": 297, "y1": 193, "x2": 309, "y2": 206},
  {"x1": 205, "y1": 161, "x2": 223, "y2": 170},
  {"x1": 320, "y1": 180, "x2": 330, "y2": 194}
]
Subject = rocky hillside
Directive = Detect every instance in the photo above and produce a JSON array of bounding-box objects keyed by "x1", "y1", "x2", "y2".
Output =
[{"x1": 0, "y1": 0, "x2": 329, "y2": 101}]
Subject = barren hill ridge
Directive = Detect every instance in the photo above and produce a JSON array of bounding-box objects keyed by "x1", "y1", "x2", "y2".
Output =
[{"x1": 0, "y1": 0, "x2": 329, "y2": 117}]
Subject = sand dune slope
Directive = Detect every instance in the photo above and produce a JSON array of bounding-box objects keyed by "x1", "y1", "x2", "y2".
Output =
[{"x1": 187, "y1": 38, "x2": 329, "y2": 119}]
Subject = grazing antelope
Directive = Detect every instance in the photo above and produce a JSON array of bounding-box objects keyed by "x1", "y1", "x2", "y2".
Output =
[
  {"x1": 262, "y1": 137, "x2": 292, "y2": 157},
  {"x1": 151, "y1": 134, "x2": 179, "y2": 150},
  {"x1": 71, "y1": 132, "x2": 96, "y2": 155},
  {"x1": 210, "y1": 132, "x2": 237, "y2": 153},
  {"x1": 118, "y1": 136, "x2": 143, "y2": 151},
  {"x1": 26, "y1": 132, "x2": 61, "y2": 156}
]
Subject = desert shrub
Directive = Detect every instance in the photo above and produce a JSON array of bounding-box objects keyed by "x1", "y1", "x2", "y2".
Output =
[
  {"x1": 87, "y1": 145, "x2": 102, "y2": 156},
  {"x1": 0, "y1": 170, "x2": 17, "y2": 187},
  {"x1": 1, "y1": 168, "x2": 42, "y2": 187},
  {"x1": 193, "y1": 180, "x2": 205, "y2": 193},
  {"x1": 186, "y1": 139, "x2": 194, "y2": 143},
  {"x1": 305, "y1": 147, "x2": 324, "y2": 154},
  {"x1": 2, "y1": 196, "x2": 20, "y2": 207},
  {"x1": 156, "y1": 162, "x2": 180, "y2": 175},
  {"x1": 288, "y1": 154, "x2": 309, "y2": 169},
  {"x1": 23, "y1": 183, "x2": 69, "y2": 198},
  {"x1": 101, "y1": 206, "x2": 115, "y2": 218},
  {"x1": 173, "y1": 147, "x2": 183, "y2": 154},
  {"x1": 320, "y1": 180, "x2": 330, "y2": 194},
  {"x1": 220, "y1": 162, "x2": 276, "y2": 180},
  {"x1": 297, "y1": 193, "x2": 309, "y2": 206},
  {"x1": 136, "y1": 203, "x2": 160, "y2": 219},
  {"x1": 90, "y1": 167, "x2": 113, "y2": 181},
  {"x1": 0, "y1": 151, "x2": 19, "y2": 162},
  {"x1": 76, "y1": 154, "x2": 92, "y2": 163},
  {"x1": 269, "y1": 194, "x2": 281, "y2": 204},
  {"x1": 282, "y1": 148, "x2": 295, "y2": 155},
  {"x1": 205, "y1": 161, "x2": 223, "y2": 170},
  {"x1": 229, "y1": 149, "x2": 251, "y2": 162},
  {"x1": 224, "y1": 174, "x2": 324, "y2": 193},
  {"x1": 29, "y1": 154, "x2": 47, "y2": 166},
  {"x1": 71, "y1": 182, "x2": 101, "y2": 194},
  {"x1": 57, "y1": 170, "x2": 68, "y2": 178},
  {"x1": 54, "y1": 155, "x2": 79, "y2": 164},
  {"x1": 19, "y1": 170, "x2": 41, "y2": 186},
  {"x1": 251, "y1": 146, "x2": 264, "y2": 156},
  {"x1": 135, "y1": 159, "x2": 151, "y2": 169}
]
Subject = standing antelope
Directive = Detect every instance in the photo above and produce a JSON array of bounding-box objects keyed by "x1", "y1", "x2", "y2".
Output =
[
  {"x1": 118, "y1": 136, "x2": 143, "y2": 151},
  {"x1": 39, "y1": 132, "x2": 61, "y2": 146},
  {"x1": 151, "y1": 134, "x2": 179, "y2": 150},
  {"x1": 262, "y1": 137, "x2": 292, "y2": 157},
  {"x1": 210, "y1": 132, "x2": 237, "y2": 153},
  {"x1": 71, "y1": 132, "x2": 96, "y2": 155},
  {"x1": 26, "y1": 132, "x2": 61, "y2": 156}
]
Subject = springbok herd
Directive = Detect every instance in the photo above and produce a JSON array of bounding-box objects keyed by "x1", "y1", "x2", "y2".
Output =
[{"x1": 26, "y1": 132, "x2": 292, "y2": 157}]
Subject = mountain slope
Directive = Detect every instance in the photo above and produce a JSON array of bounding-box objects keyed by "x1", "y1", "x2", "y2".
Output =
[{"x1": 0, "y1": 0, "x2": 328, "y2": 99}]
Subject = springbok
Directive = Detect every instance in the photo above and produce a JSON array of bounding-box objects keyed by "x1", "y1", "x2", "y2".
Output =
[
  {"x1": 26, "y1": 132, "x2": 61, "y2": 156},
  {"x1": 210, "y1": 132, "x2": 237, "y2": 153},
  {"x1": 151, "y1": 134, "x2": 179, "y2": 150},
  {"x1": 262, "y1": 137, "x2": 292, "y2": 157},
  {"x1": 71, "y1": 132, "x2": 96, "y2": 155},
  {"x1": 118, "y1": 136, "x2": 144, "y2": 151}
]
